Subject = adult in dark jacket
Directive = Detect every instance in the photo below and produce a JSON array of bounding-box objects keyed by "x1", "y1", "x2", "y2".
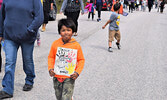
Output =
[
  {"x1": 41, "y1": 0, "x2": 53, "y2": 32},
  {"x1": 0, "y1": 0, "x2": 44, "y2": 99},
  {"x1": 60, "y1": 0, "x2": 84, "y2": 36},
  {"x1": 148, "y1": 0, "x2": 153, "y2": 12},
  {"x1": 95, "y1": 0, "x2": 103, "y2": 22},
  {"x1": 160, "y1": 0, "x2": 165, "y2": 13},
  {"x1": 128, "y1": 0, "x2": 135, "y2": 13}
]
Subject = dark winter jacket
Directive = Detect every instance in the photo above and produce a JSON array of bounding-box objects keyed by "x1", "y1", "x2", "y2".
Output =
[
  {"x1": 43, "y1": 0, "x2": 53, "y2": 12},
  {"x1": 95, "y1": 0, "x2": 103, "y2": 6},
  {"x1": 0, "y1": 0, "x2": 44, "y2": 43}
]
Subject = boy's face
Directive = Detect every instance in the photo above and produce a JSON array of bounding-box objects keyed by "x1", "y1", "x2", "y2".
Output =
[{"x1": 60, "y1": 25, "x2": 73, "y2": 43}]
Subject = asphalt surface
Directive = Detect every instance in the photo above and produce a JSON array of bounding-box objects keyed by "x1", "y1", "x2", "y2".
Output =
[{"x1": 0, "y1": 6, "x2": 167, "y2": 100}]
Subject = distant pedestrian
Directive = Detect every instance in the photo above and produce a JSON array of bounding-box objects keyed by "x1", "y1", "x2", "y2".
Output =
[
  {"x1": 148, "y1": 0, "x2": 153, "y2": 12},
  {"x1": 135, "y1": 0, "x2": 140, "y2": 11},
  {"x1": 85, "y1": 0, "x2": 96, "y2": 20},
  {"x1": 41, "y1": 0, "x2": 54, "y2": 32},
  {"x1": 48, "y1": 18, "x2": 85, "y2": 100},
  {"x1": 108, "y1": 0, "x2": 113, "y2": 11},
  {"x1": 36, "y1": 31, "x2": 41, "y2": 46},
  {"x1": 60, "y1": 0, "x2": 85, "y2": 36},
  {"x1": 36, "y1": 0, "x2": 45, "y2": 46},
  {"x1": 128, "y1": 0, "x2": 135, "y2": 13},
  {"x1": 155, "y1": 0, "x2": 158, "y2": 8},
  {"x1": 102, "y1": 3, "x2": 121, "y2": 52},
  {"x1": 111, "y1": 0, "x2": 123, "y2": 15},
  {"x1": 142, "y1": 0, "x2": 147, "y2": 11},
  {"x1": 94, "y1": 0, "x2": 103, "y2": 22},
  {"x1": 159, "y1": 0, "x2": 165, "y2": 13},
  {"x1": 157, "y1": 0, "x2": 161, "y2": 12},
  {"x1": 124, "y1": 0, "x2": 129, "y2": 9}
]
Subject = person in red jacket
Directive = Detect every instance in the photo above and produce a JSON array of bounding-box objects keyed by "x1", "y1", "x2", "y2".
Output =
[{"x1": 48, "y1": 18, "x2": 85, "y2": 100}]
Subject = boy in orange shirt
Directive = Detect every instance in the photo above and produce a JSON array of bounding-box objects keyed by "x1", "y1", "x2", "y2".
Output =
[{"x1": 48, "y1": 18, "x2": 85, "y2": 100}]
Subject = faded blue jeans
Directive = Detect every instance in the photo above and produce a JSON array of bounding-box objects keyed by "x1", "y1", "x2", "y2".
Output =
[{"x1": 2, "y1": 39, "x2": 35, "y2": 95}]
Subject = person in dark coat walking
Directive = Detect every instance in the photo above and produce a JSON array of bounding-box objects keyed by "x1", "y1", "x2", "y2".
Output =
[
  {"x1": 160, "y1": 0, "x2": 165, "y2": 13},
  {"x1": 95, "y1": 0, "x2": 103, "y2": 22},
  {"x1": 60, "y1": 0, "x2": 84, "y2": 36},
  {"x1": 148, "y1": 0, "x2": 153, "y2": 12},
  {"x1": 41, "y1": 0, "x2": 54, "y2": 32}
]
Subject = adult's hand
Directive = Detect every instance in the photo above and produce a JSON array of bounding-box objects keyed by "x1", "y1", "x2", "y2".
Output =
[{"x1": 0, "y1": 37, "x2": 3, "y2": 43}]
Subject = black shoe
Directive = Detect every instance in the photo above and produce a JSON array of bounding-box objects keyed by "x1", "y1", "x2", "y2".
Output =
[
  {"x1": 116, "y1": 42, "x2": 121, "y2": 49},
  {"x1": 0, "y1": 91, "x2": 13, "y2": 99},
  {"x1": 23, "y1": 84, "x2": 33, "y2": 91},
  {"x1": 97, "y1": 18, "x2": 101, "y2": 22},
  {"x1": 108, "y1": 47, "x2": 113, "y2": 52}
]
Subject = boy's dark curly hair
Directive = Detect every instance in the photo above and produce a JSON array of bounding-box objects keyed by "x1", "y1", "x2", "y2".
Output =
[
  {"x1": 58, "y1": 18, "x2": 76, "y2": 34},
  {"x1": 114, "y1": 3, "x2": 121, "y2": 11}
]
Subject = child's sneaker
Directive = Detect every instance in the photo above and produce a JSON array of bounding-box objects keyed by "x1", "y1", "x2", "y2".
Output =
[
  {"x1": 108, "y1": 47, "x2": 113, "y2": 52},
  {"x1": 37, "y1": 39, "x2": 41, "y2": 46},
  {"x1": 116, "y1": 42, "x2": 121, "y2": 49}
]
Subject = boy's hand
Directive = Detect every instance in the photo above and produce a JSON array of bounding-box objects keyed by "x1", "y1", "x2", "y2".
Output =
[
  {"x1": 70, "y1": 72, "x2": 79, "y2": 80},
  {"x1": 49, "y1": 69, "x2": 55, "y2": 77},
  {"x1": 102, "y1": 25, "x2": 106, "y2": 29}
]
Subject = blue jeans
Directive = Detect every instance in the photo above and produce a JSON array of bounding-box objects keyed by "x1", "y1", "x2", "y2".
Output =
[{"x1": 2, "y1": 39, "x2": 35, "y2": 95}]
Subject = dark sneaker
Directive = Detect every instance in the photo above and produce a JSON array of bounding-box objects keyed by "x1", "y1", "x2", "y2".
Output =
[
  {"x1": 108, "y1": 47, "x2": 113, "y2": 52},
  {"x1": 23, "y1": 84, "x2": 33, "y2": 91},
  {"x1": 0, "y1": 91, "x2": 13, "y2": 99},
  {"x1": 116, "y1": 42, "x2": 121, "y2": 49},
  {"x1": 97, "y1": 18, "x2": 101, "y2": 22}
]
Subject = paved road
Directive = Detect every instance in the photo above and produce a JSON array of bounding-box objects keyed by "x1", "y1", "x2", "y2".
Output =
[{"x1": 0, "y1": 6, "x2": 167, "y2": 100}]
